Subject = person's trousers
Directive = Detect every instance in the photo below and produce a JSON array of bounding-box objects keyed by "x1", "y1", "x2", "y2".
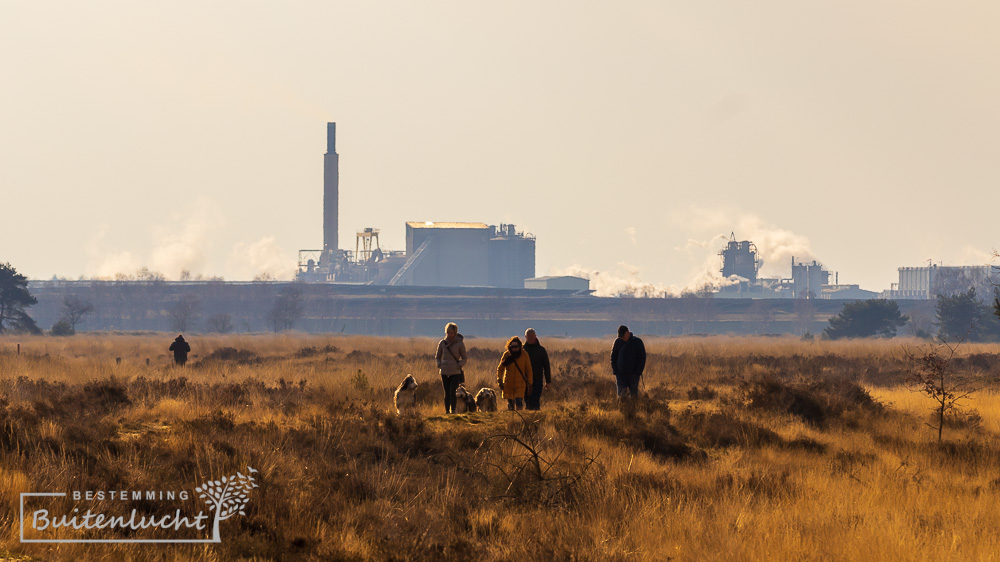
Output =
[
  {"x1": 616, "y1": 374, "x2": 640, "y2": 398},
  {"x1": 525, "y1": 379, "x2": 544, "y2": 410},
  {"x1": 441, "y1": 374, "x2": 462, "y2": 413},
  {"x1": 507, "y1": 397, "x2": 524, "y2": 410}
]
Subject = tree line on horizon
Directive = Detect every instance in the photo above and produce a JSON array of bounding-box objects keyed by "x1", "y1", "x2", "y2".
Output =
[
  {"x1": 4, "y1": 261, "x2": 1000, "y2": 340},
  {"x1": 0, "y1": 263, "x2": 304, "y2": 335}
]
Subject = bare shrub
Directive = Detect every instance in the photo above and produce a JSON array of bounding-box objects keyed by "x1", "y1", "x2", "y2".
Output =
[
  {"x1": 675, "y1": 407, "x2": 781, "y2": 448},
  {"x1": 739, "y1": 378, "x2": 827, "y2": 426},
  {"x1": 738, "y1": 377, "x2": 881, "y2": 428},
  {"x1": 351, "y1": 370, "x2": 372, "y2": 393},
  {"x1": 552, "y1": 399, "x2": 696, "y2": 461},
  {"x1": 905, "y1": 342, "x2": 982, "y2": 442},
  {"x1": 687, "y1": 385, "x2": 718, "y2": 400},
  {"x1": 474, "y1": 412, "x2": 597, "y2": 507},
  {"x1": 197, "y1": 347, "x2": 261, "y2": 365},
  {"x1": 293, "y1": 345, "x2": 340, "y2": 358}
]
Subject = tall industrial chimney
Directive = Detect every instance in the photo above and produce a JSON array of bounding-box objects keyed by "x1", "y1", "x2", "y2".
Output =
[{"x1": 323, "y1": 122, "x2": 339, "y2": 254}]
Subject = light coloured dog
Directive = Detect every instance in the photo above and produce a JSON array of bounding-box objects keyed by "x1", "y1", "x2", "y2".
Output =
[
  {"x1": 474, "y1": 388, "x2": 498, "y2": 412},
  {"x1": 394, "y1": 374, "x2": 418, "y2": 415},
  {"x1": 455, "y1": 385, "x2": 478, "y2": 413}
]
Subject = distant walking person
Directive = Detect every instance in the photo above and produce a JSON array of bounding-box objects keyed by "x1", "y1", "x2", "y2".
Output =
[
  {"x1": 169, "y1": 334, "x2": 191, "y2": 366},
  {"x1": 497, "y1": 336, "x2": 533, "y2": 411},
  {"x1": 610, "y1": 325, "x2": 645, "y2": 398},
  {"x1": 523, "y1": 328, "x2": 551, "y2": 411},
  {"x1": 435, "y1": 322, "x2": 467, "y2": 414}
]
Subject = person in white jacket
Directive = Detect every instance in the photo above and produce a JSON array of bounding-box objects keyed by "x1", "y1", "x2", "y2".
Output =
[{"x1": 435, "y1": 322, "x2": 467, "y2": 414}]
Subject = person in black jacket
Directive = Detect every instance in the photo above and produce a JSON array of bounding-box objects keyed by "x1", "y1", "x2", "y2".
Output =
[
  {"x1": 522, "y1": 328, "x2": 551, "y2": 411},
  {"x1": 169, "y1": 334, "x2": 191, "y2": 366},
  {"x1": 610, "y1": 325, "x2": 645, "y2": 398}
]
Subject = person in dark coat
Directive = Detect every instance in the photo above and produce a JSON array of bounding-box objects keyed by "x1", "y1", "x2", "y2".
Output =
[
  {"x1": 169, "y1": 334, "x2": 191, "y2": 366},
  {"x1": 610, "y1": 325, "x2": 645, "y2": 398},
  {"x1": 522, "y1": 328, "x2": 551, "y2": 411}
]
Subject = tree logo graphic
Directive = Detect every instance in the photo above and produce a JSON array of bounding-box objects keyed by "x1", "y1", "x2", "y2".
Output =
[{"x1": 195, "y1": 466, "x2": 259, "y2": 542}]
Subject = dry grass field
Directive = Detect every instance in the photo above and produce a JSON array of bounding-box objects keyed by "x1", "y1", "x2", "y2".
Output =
[{"x1": 1, "y1": 333, "x2": 999, "y2": 561}]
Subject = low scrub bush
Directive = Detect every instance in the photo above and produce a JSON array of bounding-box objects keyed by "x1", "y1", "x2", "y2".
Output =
[
  {"x1": 675, "y1": 407, "x2": 782, "y2": 448},
  {"x1": 738, "y1": 377, "x2": 882, "y2": 427},
  {"x1": 197, "y1": 347, "x2": 261, "y2": 365}
]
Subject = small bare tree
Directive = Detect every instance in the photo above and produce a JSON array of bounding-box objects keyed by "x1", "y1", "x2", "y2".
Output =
[
  {"x1": 269, "y1": 287, "x2": 303, "y2": 332},
  {"x1": 169, "y1": 294, "x2": 201, "y2": 332},
  {"x1": 61, "y1": 295, "x2": 94, "y2": 331},
  {"x1": 794, "y1": 294, "x2": 817, "y2": 336},
  {"x1": 205, "y1": 312, "x2": 234, "y2": 334},
  {"x1": 904, "y1": 340, "x2": 981, "y2": 443}
]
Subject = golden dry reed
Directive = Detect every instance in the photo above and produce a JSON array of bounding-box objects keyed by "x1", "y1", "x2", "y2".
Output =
[{"x1": 0, "y1": 333, "x2": 998, "y2": 561}]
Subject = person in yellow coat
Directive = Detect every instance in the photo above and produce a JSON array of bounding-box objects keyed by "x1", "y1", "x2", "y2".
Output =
[{"x1": 496, "y1": 336, "x2": 533, "y2": 411}]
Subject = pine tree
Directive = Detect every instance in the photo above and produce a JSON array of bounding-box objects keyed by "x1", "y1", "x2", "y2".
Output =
[
  {"x1": 0, "y1": 263, "x2": 40, "y2": 334},
  {"x1": 823, "y1": 299, "x2": 908, "y2": 339}
]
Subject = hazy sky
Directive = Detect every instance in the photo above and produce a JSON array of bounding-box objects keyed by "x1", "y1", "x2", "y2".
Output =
[{"x1": 2, "y1": 2, "x2": 998, "y2": 294}]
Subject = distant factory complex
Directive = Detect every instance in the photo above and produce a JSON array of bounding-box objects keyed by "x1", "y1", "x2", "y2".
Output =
[
  {"x1": 715, "y1": 234, "x2": 876, "y2": 300},
  {"x1": 20, "y1": 123, "x2": 1000, "y2": 337},
  {"x1": 716, "y1": 233, "x2": 996, "y2": 301},
  {"x1": 296, "y1": 123, "x2": 548, "y2": 290},
  {"x1": 295, "y1": 123, "x2": 994, "y2": 300}
]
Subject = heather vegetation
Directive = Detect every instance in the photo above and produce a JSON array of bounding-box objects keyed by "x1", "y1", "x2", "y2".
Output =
[{"x1": 1, "y1": 334, "x2": 999, "y2": 560}]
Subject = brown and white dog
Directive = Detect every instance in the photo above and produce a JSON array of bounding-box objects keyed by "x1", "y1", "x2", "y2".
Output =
[
  {"x1": 455, "y1": 385, "x2": 478, "y2": 413},
  {"x1": 474, "y1": 388, "x2": 498, "y2": 412},
  {"x1": 394, "y1": 374, "x2": 418, "y2": 415}
]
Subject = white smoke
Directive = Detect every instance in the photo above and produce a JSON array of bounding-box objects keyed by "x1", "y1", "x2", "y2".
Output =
[
  {"x1": 86, "y1": 224, "x2": 142, "y2": 278},
  {"x1": 673, "y1": 208, "x2": 819, "y2": 284},
  {"x1": 626, "y1": 227, "x2": 638, "y2": 245},
  {"x1": 552, "y1": 262, "x2": 680, "y2": 298},
  {"x1": 85, "y1": 199, "x2": 225, "y2": 280},
  {"x1": 148, "y1": 203, "x2": 220, "y2": 278},
  {"x1": 682, "y1": 250, "x2": 744, "y2": 293},
  {"x1": 90, "y1": 253, "x2": 142, "y2": 279},
  {"x1": 744, "y1": 226, "x2": 817, "y2": 278},
  {"x1": 958, "y1": 246, "x2": 994, "y2": 266},
  {"x1": 228, "y1": 237, "x2": 296, "y2": 281},
  {"x1": 675, "y1": 235, "x2": 730, "y2": 252},
  {"x1": 552, "y1": 210, "x2": 819, "y2": 298}
]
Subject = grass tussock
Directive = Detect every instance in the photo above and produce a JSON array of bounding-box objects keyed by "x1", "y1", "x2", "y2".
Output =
[{"x1": 0, "y1": 334, "x2": 999, "y2": 560}]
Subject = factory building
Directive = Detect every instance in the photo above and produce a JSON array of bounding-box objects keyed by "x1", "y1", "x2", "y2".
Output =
[
  {"x1": 387, "y1": 222, "x2": 536, "y2": 288},
  {"x1": 819, "y1": 285, "x2": 879, "y2": 300},
  {"x1": 717, "y1": 234, "x2": 774, "y2": 296},
  {"x1": 392, "y1": 222, "x2": 491, "y2": 287},
  {"x1": 524, "y1": 276, "x2": 590, "y2": 292},
  {"x1": 720, "y1": 234, "x2": 759, "y2": 284},
  {"x1": 297, "y1": 122, "x2": 537, "y2": 288},
  {"x1": 885, "y1": 265, "x2": 995, "y2": 299},
  {"x1": 715, "y1": 234, "x2": 859, "y2": 299},
  {"x1": 790, "y1": 258, "x2": 829, "y2": 298},
  {"x1": 489, "y1": 224, "x2": 536, "y2": 289}
]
